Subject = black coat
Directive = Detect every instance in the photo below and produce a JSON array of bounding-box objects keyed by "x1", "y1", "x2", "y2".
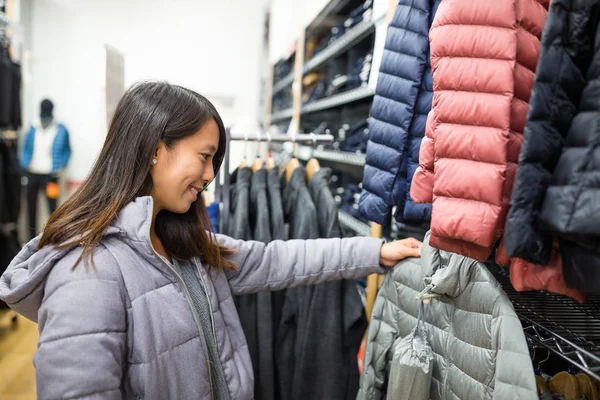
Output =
[
  {"x1": 278, "y1": 167, "x2": 367, "y2": 400},
  {"x1": 505, "y1": 0, "x2": 600, "y2": 291},
  {"x1": 229, "y1": 167, "x2": 283, "y2": 400}
]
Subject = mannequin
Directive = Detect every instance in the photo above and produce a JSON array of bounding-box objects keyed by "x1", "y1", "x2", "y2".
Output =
[{"x1": 19, "y1": 99, "x2": 71, "y2": 239}]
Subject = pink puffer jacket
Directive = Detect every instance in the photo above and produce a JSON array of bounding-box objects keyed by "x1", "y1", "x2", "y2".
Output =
[{"x1": 411, "y1": 0, "x2": 549, "y2": 261}]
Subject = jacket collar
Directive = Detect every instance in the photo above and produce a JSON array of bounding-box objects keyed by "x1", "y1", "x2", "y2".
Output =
[{"x1": 420, "y1": 231, "x2": 479, "y2": 298}]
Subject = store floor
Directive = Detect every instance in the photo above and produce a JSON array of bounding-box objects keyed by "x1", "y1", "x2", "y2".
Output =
[{"x1": 0, "y1": 310, "x2": 38, "y2": 399}]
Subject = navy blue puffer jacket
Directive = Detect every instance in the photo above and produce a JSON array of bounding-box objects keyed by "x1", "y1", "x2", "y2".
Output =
[{"x1": 359, "y1": 0, "x2": 438, "y2": 226}]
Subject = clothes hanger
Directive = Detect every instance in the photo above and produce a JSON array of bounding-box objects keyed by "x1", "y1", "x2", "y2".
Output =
[
  {"x1": 265, "y1": 132, "x2": 276, "y2": 169},
  {"x1": 239, "y1": 132, "x2": 248, "y2": 168},
  {"x1": 285, "y1": 132, "x2": 301, "y2": 183},
  {"x1": 306, "y1": 132, "x2": 320, "y2": 182},
  {"x1": 251, "y1": 131, "x2": 263, "y2": 173}
]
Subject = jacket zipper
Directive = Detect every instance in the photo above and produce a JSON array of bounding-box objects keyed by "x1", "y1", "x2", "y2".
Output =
[
  {"x1": 193, "y1": 258, "x2": 218, "y2": 346},
  {"x1": 150, "y1": 248, "x2": 215, "y2": 400}
]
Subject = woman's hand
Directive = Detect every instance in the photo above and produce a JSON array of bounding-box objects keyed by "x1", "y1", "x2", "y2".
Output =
[{"x1": 379, "y1": 238, "x2": 423, "y2": 267}]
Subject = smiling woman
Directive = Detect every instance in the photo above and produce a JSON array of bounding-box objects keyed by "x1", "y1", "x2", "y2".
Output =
[
  {"x1": 38, "y1": 81, "x2": 235, "y2": 269},
  {"x1": 0, "y1": 81, "x2": 421, "y2": 400}
]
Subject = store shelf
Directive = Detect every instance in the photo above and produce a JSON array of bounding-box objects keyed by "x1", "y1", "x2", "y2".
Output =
[
  {"x1": 307, "y1": 0, "x2": 354, "y2": 33},
  {"x1": 272, "y1": 73, "x2": 295, "y2": 95},
  {"x1": 339, "y1": 210, "x2": 371, "y2": 237},
  {"x1": 269, "y1": 108, "x2": 294, "y2": 123},
  {"x1": 302, "y1": 86, "x2": 375, "y2": 115},
  {"x1": 487, "y1": 263, "x2": 600, "y2": 379},
  {"x1": 296, "y1": 146, "x2": 366, "y2": 166},
  {"x1": 304, "y1": 21, "x2": 375, "y2": 75}
]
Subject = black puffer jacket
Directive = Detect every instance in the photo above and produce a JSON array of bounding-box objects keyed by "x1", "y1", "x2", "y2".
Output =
[{"x1": 505, "y1": 0, "x2": 600, "y2": 291}]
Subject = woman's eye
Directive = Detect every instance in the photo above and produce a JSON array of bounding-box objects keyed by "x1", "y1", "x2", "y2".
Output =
[{"x1": 201, "y1": 154, "x2": 210, "y2": 161}]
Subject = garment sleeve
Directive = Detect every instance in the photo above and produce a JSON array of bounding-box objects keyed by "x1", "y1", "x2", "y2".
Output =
[
  {"x1": 356, "y1": 271, "x2": 399, "y2": 400},
  {"x1": 35, "y1": 248, "x2": 126, "y2": 400},
  {"x1": 218, "y1": 234, "x2": 385, "y2": 295},
  {"x1": 504, "y1": 0, "x2": 599, "y2": 264},
  {"x1": 410, "y1": 110, "x2": 435, "y2": 203},
  {"x1": 55, "y1": 126, "x2": 72, "y2": 172},
  {"x1": 19, "y1": 126, "x2": 34, "y2": 170}
]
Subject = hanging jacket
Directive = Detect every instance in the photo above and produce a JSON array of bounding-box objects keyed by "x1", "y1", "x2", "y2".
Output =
[
  {"x1": 267, "y1": 168, "x2": 285, "y2": 241},
  {"x1": 206, "y1": 201, "x2": 220, "y2": 233},
  {"x1": 0, "y1": 49, "x2": 12, "y2": 128},
  {"x1": 357, "y1": 232, "x2": 536, "y2": 400},
  {"x1": 11, "y1": 62, "x2": 21, "y2": 130},
  {"x1": 227, "y1": 167, "x2": 252, "y2": 240},
  {"x1": 359, "y1": 0, "x2": 437, "y2": 226},
  {"x1": 227, "y1": 167, "x2": 268, "y2": 399},
  {"x1": 246, "y1": 168, "x2": 279, "y2": 400},
  {"x1": 277, "y1": 166, "x2": 319, "y2": 399},
  {"x1": 277, "y1": 168, "x2": 367, "y2": 400},
  {"x1": 411, "y1": 0, "x2": 549, "y2": 261},
  {"x1": 20, "y1": 123, "x2": 72, "y2": 174},
  {"x1": 0, "y1": 196, "x2": 386, "y2": 400},
  {"x1": 505, "y1": 0, "x2": 600, "y2": 293}
]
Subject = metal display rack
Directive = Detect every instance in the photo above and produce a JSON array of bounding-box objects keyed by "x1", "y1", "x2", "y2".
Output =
[
  {"x1": 302, "y1": 86, "x2": 375, "y2": 115},
  {"x1": 295, "y1": 146, "x2": 366, "y2": 166},
  {"x1": 487, "y1": 263, "x2": 600, "y2": 379},
  {"x1": 272, "y1": 73, "x2": 295, "y2": 95},
  {"x1": 304, "y1": 21, "x2": 376, "y2": 74},
  {"x1": 306, "y1": 0, "x2": 355, "y2": 33},
  {"x1": 219, "y1": 131, "x2": 335, "y2": 231},
  {"x1": 339, "y1": 210, "x2": 371, "y2": 237},
  {"x1": 270, "y1": 108, "x2": 294, "y2": 123}
]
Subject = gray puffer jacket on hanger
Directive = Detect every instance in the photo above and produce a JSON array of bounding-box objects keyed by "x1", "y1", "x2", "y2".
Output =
[{"x1": 358, "y1": 232, "x2": 536, "y2": 400}]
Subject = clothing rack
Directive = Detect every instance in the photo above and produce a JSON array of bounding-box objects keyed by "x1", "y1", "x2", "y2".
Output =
[{"x1": 218, "y1": 129, "x2": 334, "y2": 233}]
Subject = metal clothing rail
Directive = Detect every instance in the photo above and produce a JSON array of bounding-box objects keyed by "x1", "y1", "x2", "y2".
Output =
[{"x1": 217, "y1": 129, "x2": 334, "y2": 233}]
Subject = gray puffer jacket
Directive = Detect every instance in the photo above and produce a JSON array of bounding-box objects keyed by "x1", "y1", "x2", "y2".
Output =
[
  {"x1": 357, "y1": 232, "x2": 536, "y2": 400},
  {"x1": 0, "y1": 196, "x2": 385, "y2": 400}
]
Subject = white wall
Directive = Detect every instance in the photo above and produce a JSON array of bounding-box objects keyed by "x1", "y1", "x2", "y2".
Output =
[{"x1": 28, "y1": 0, "x2": 268, "y2": 181}]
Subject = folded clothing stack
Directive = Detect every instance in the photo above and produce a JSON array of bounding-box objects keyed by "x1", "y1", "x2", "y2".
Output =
[
  {"x1": 344, "y1": 0, "x2": 373, "y2": 30},
  {"x1": 339, "y1": 119, "x2": 370, "y2": 154},
  {"x1": 347, "y1": 51, "x2": 372, "y2": 90}
]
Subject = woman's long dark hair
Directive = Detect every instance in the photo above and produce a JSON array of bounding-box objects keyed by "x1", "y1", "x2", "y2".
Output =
[{"x1": 39, "y1": 81, "x2": 235, "y2": 269}]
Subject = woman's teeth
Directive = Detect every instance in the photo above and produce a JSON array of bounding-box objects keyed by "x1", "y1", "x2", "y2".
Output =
[{"x1": 190, "y1": 187, "x2": 199, "y2": 196}]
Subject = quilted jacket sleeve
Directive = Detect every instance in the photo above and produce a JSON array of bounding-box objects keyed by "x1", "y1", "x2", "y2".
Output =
[
  {"x1": 35, "y1": 247, "x2": 127, "y2": 400},
  {"x1": 356, "y1": 270, "x2": 399, "y2": 400},
  {"x1": 492, "y1": 300, "x2": 538, "y2": 399},
  {"x1": 359, "y1": 0, "x2": 432, "y2": 225},
  {"x1": 410, "y1": 110, "x2": 435, "y2": 203},
  {"x1": 504, "y1": 0, "x2": 597, "y2": 264},
  {"x1": 218, "y1": 235, "x2": 385, "y2": 295}
]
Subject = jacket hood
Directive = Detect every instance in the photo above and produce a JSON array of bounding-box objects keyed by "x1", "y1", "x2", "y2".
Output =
[
  {"x1": 420, "y1": 231, "x2": 479, "y2": 298},
  {"x1": 0, "y1": 196, "x2": 156, "y2": 321}
]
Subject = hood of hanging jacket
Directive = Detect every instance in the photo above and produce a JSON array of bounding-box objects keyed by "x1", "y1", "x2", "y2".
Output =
[
  {"x1": 410, "y1": 0, "x2": 548, "y2": 261},
  {"x1": 357, "y1": 231, "x2": 537, "y2": 400},
  {"x1": 0, "y1": 196, "x2": 385, "y2": 400}
]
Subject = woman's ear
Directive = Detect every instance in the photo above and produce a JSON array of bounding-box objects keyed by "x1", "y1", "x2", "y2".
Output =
[{"x1": 153, "y1": 141, "x2": 167, "y2": 164}]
